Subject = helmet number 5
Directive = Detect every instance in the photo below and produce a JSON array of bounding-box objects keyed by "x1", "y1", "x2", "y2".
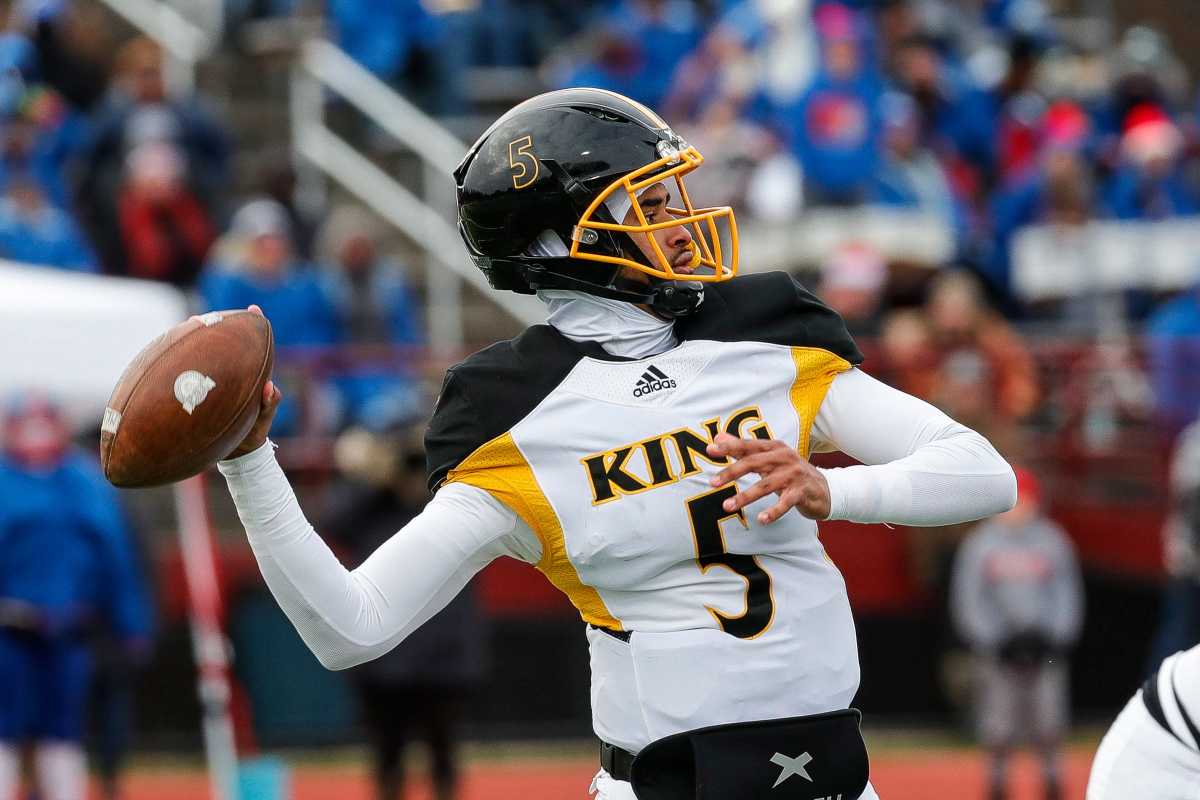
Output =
[
  {"x1": 686, "y1": 485, "x2": 775, "y2": 639},
  {"x1": 508, "y1": 135, "x2": 539, "y2": 190}
]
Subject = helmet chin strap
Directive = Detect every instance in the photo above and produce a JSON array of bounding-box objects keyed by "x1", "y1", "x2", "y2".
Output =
[
  {"x1": 649, "y1": 279, "x2": 704, "y2": 318},
  {"x1": 613, "y1": 233, "x2": 704, "y2": 319},
  {"x1": 519, "y1": 204, "x2": 706, "y2": 318}
]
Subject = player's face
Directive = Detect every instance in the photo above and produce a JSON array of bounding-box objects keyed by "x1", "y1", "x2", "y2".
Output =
[{"x1": 620, "y1": 183, "x2": 696, "y2": 286}]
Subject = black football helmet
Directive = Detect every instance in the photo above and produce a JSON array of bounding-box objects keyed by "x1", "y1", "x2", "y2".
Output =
[{"x1": 454, "y1": 88, "x2": 738, "y2": 318}]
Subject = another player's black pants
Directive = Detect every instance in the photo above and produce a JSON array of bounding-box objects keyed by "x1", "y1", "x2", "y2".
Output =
[{"x1": 355, "y1": 682, "x2": 464, "y2": 800}]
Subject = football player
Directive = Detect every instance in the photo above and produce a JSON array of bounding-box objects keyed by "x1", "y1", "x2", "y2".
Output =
[
  {"x1": 217, "y1": 89, "x2": 1016, "y2": 799},
  {"x1": 1086, "y1": 643, "x2": 1200, "y2": 798}
]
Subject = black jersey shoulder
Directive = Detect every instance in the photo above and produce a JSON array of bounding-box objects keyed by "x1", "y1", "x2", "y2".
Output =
[
  {"x1": 425, "y1": 324, "x2": 599, "y2": 491},
  {"x1": 675, "y1": 271, "x2": 863, "y2": 364}
]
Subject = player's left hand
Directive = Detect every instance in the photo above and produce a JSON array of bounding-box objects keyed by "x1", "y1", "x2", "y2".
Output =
[{"x1": 706, "y1": 433, "x2": 831, "y2": 524}]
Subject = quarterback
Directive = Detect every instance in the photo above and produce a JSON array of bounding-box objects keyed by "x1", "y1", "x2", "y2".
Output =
[{"x1": 217, "y1": 89, "x2": 1016, "y2": 799}]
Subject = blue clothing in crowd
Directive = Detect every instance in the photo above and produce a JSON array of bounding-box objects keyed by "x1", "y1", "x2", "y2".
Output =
[
  {"x1": 0, "y1": 634, "x2": 93, "y2": 740},
  {"x1": 1104, "y1": 166, "x2": 1199, "y2": 221},
  {"x1": 328, "y1": 261, "x2": 425, "y2": 431},
  {"x1": 927, "y1": 72, "x2": 999, "y2": 172},
  {"x1": 326, "y1": 261, "x2": 422, "y2": 347},
  {"x1": 201, "y1": 267, "x2": 343, "y2": 348},
  {"x1": 330, "y1": 0, "x2": 439, "y2": 81},
  {"x1": 0, "y1": 450, "x2": 151, "y2": 742},
  {"x1": 984, "y1": 171, "x2": 1080, "y2": 298},
  {"x1": 775, "y1": 70, "x2": 884, "y2": 202},
  {"x1": 0, "y1": 451, "x2": 148, "y2": 637},
  {"x1": 872, "y1": 151, "x2": 969, "y2": 247},
  {"x1": 202, "y1": 266, "x2": 344, "y2": 434},
  {"x1": 0, "y1": 110, "x2": 90, "y2": 211},
  {"x1": 0, "y1": 197, "x2": 95, "y2": 271},
  {"x1": 567, "y1": 1, "x2": 702, "y2": 111},
  {"x1": 1146, "y1": 289, "x2": 1200, "y2": 435}
]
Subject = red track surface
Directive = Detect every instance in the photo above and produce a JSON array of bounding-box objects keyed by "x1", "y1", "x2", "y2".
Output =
[{"x1": 101, "y1": 748, "x2": 1095, "y2": 799}]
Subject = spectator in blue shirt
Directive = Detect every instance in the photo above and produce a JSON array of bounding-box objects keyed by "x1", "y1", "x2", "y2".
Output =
[
  {"x1": 872, "y1": 90, "x2": 967, "y2": 246},
  {"x1": 329, "y1": 0, "x2": 466, "y2": 114},
  {"x1": 330, "y1": 0, "x2": 435, "y2": 81},
  {"x1": 768, "y1": 2, "x2": 884, "y2": 205},
  {"x1": 1146, "y1": 286, "x2": 1200, "y2": 438},
  {"x1": 666, "y1": 0, "x2": 818, "y2": 122},
  {"x1": 986, "y1": 102, "x2": 1096, "y2": 302},
  {"x1": 0, "y1": 394, "x2": 151, "y2": 800},
  {"x1": 0, "y1": 177, "x2": 94, "y2": 271},
  {"x1": 1104, "y1": 104, "x2": 1198, "y2": 221},
  {"x1": 202, "y1": 198, "x2": 343, "y2": 435},
  {"x1": 0, "y1": 92, "x2": 88, "y2": 211},
  {"x1": 318, "y1": 206, "x2": 425, "y2": 432},
  {"x1": 559, "y1": 1, "x2": 703, "y2": 111},
  {"x1": 891, "y1": 34, "x2": 997, "y2": 175}
]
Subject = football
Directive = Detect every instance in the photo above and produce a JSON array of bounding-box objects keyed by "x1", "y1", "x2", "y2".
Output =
[{"x1": 100, "y1": 309, "x2": 274, "y2": 488}]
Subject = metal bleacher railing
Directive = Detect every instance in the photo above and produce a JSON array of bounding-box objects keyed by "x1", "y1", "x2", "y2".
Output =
[
  {"x1": 290, "y1": 39, "x2": 544, "y2": 352},
  {"x1": 95, "y1": 0, "x2": 218, "y2": 91}
]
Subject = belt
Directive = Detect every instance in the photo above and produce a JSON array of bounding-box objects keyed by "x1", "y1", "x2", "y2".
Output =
[
  {"x1": 599, "y1": 741, "x2": 637, "y2": 782},
  {"x1": 1142, "y1": 667, "x2": 1200, "y2": 751},
  {"x1": 589, "y1": 623, "x2": 631, "y2": 642}
]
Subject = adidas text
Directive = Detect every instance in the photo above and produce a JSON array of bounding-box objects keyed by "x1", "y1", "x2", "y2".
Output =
[
  {"x1": 633, "y1": 378, "x2": 677, "y2": 397},
  {"x1": 633, "y1": 366, "x2": 676, "y2": 397}
]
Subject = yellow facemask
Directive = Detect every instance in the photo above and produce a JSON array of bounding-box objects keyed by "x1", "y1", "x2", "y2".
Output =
[{"x1": 569, "y1": 142, "x2": 739, "y2": 283}]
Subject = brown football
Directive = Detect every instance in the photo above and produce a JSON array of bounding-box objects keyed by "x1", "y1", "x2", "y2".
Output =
[{"x1": 100, "y1": 309, "x2": 274, "y2": 488}]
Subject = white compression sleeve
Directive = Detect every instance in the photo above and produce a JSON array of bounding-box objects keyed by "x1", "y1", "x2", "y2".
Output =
[
  {"x1": 812, "y1": 368, "x2": 1017, "y2": 526},
  {"x1": 218, "y1": 442, "x2": 541, "y2": 670}
]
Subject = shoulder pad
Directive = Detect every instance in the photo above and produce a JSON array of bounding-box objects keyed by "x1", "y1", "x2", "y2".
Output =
[
  {"x1": 424, "y1": 325, "x2": 585, "y2": 490},
  {"x1": 676, "y1": 272, "x2": 863, "y2": 364}
]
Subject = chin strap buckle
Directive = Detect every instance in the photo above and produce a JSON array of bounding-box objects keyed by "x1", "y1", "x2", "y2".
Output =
[{"x1": 650, "y1": 281, "x2": 704, "y2": 318}]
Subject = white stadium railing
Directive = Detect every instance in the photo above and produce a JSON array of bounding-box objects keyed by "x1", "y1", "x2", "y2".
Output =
[
  {"x1": 94, "y1": 0, "x2": 220, "y2": 92},
  {"x1": 291, "y1": 39, "x2": 544, "y2": 352}
]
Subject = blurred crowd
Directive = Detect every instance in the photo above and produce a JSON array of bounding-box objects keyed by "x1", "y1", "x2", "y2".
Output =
[
  {"x1": 3, "y1": 1, "x2": 1200, "y2": 796},
  {"x1": 0, "y1": 2, "x2": 427, "y2": 440},
  {"x1": 6, "y1": 0, "x2": 1200, "y2": 444}
]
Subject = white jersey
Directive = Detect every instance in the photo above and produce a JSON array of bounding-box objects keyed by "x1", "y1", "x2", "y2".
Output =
[
  {"x1": 440, "y1": 338, "x2": 858, "y2": 746},
  {"x1": 219, "y1": 272, "x2": 1015, "y2": 760},
  {"x1": 425, "y1": 273, "x2": 1012, "y2": 749}
]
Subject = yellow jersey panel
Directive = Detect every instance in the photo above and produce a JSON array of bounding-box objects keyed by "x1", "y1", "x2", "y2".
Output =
[{"x1": 445, "y1": 432, "x2": 621, "y2": 630}]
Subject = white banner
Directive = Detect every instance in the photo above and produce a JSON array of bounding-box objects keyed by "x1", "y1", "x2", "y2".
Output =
[{"x1": 0, "y1": 263, "x2": 189, "y2": 429}]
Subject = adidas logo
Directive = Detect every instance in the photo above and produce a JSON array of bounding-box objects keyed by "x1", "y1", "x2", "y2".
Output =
[{"x1": 633, "y1": 365, "x2": 677, "y2": 397}]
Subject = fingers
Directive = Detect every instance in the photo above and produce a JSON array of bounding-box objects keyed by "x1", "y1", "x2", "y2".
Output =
[
  {"x1": 757, "y1": 494, "x2": 796, "y2": 525},
  {"x1": 722, "y1": 475, "x2": 782, "y2": 512},
  {"x1": 710, "y1": 450, "x2": 783, "y2": 487},
  {"x1": 262, "y1": 379, "x2": 282, "y2": 406},
  {"x1": 248, "y1": 304, "x2": 264, "y2": 316},
  {"x1": 707, "y1": 432, "x2": 776, "y2": 460}
]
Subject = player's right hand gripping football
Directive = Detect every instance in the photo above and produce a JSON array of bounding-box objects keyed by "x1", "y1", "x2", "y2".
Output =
[
  {"x1": 706, "y1": 433, "x2": 832, "y2": 523},
  {"x1": 227, "y1": 304, "x2": 282, "y2": 459}
]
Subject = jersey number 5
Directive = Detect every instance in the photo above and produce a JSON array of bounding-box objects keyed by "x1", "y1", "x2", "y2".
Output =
[{"x1": 686, "y1": 485, "x2": 775, "y2": 639}]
